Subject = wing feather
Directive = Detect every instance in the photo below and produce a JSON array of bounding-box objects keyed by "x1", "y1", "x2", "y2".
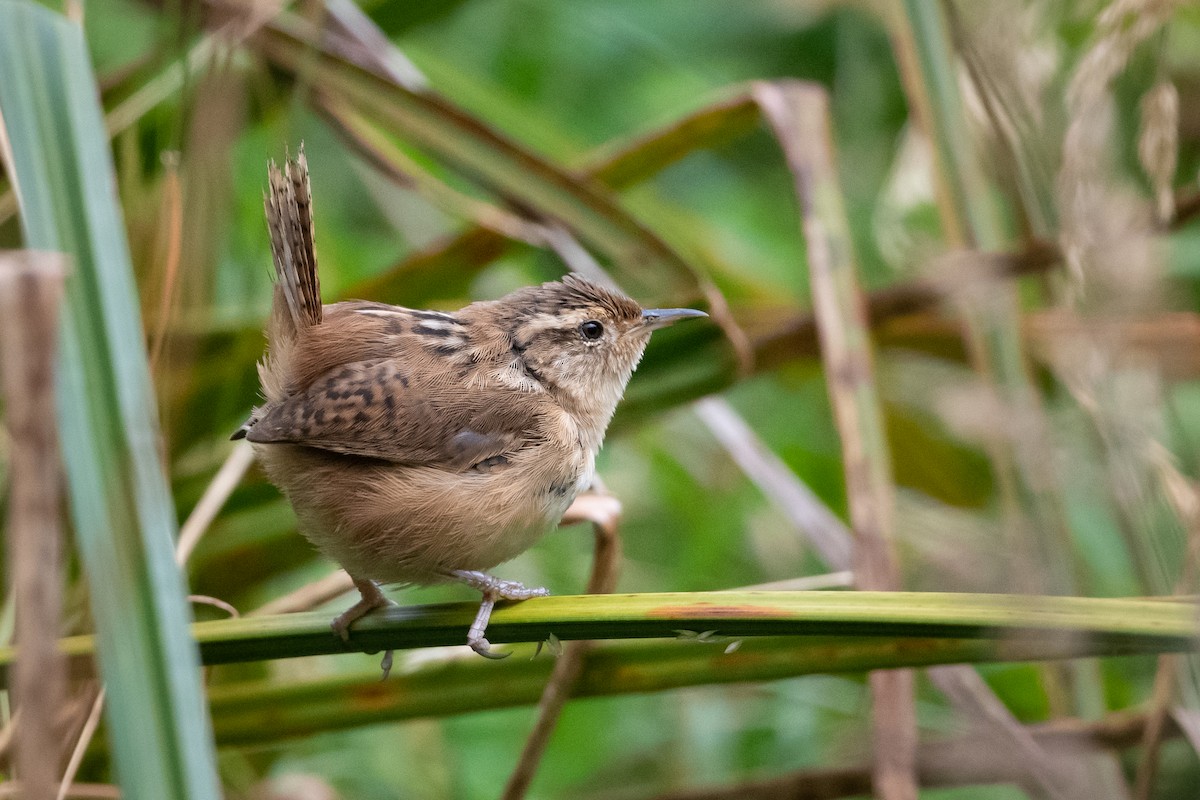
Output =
[{"x1": 245, "y1": 358, "x2": 542, "y2": 470}]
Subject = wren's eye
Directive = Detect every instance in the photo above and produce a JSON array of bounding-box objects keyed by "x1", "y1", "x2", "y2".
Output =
[{"x1": 580, "y1": 320, "x2": 604, "y2": 340}]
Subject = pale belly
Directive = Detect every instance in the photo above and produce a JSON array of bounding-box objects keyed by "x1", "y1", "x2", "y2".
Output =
[{"x1": 254, "y1": 442, "x2": 593, "y2": 585}]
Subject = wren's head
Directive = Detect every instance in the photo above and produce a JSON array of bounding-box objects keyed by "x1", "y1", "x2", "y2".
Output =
[{"x1": 479, "y1": 274, "x2": 706, "y2": 428}]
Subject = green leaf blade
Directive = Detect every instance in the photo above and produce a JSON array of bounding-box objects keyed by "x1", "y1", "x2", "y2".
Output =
[{"x1": 0, "y1": 4, "x2": 220, "y2": 798}]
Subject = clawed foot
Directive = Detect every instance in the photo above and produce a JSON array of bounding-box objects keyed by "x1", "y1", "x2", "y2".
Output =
[
  {"x1": 467, "y1": 595, "x2": 508, "y2": 660},
  {"x1": 328, "y1": 573, "x2": 548, "y2": 666},
  {"x1": 330, "y1": 578, "x2": 398, "y2": 679},
  {"x1": 451, "y1": 570, "x2": 550, "y2": 600},
  {"x1": 451, "y1": 570, "x2": 549, "y2": 659}
]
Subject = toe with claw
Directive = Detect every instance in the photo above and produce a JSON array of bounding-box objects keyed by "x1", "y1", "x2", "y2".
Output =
[
  {"x1": 467, "y1": 593, "x2": 509, "y2": 659},
  {"x1": 451, "y1": 570, "x2": 549, "y2": 658},
  {"x1": 329, "y1": 577, "x2": 397, "y2": 678},
  {"x1": 451, "y1": 569, "x2": 550, "y2": 600}
]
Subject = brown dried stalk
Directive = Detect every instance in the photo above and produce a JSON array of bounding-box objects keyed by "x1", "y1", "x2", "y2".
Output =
[
  {"x1": 0, "y1": 251, "x2": 68, "y2": 800},
  {"x1": 754, "y1": 80, "x2": 917, "y2": 800},
  {"x1": 55, "y1": 689, "x2": 104, "y2": 800}
]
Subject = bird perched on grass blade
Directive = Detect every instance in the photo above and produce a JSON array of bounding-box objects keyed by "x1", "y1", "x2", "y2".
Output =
[{"x1": 236, "y1": 147, "x2": 707, "y2": 673}]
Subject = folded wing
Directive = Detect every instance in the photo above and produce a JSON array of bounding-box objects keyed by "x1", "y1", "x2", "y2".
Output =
[{"x1": 246, "y1": 358, "x2": 545, "y2": 471}]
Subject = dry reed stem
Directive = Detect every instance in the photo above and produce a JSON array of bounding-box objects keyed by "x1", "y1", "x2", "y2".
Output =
[
  {"x1": 188, "y1": 595, "x2": 240, "y2": 619},
  {"x1": 175, "y1": 441, "x2": 256, "y2": 566},
  {"x1": 55, "y1": 689, "x2": 104, "y2": 800},
  {"x1": 249, "y1": 570, "x2": 356, "y2": 617},
  {"x1": 752, "y1": 83, "x2": 899, "y2": 589},
  {"x1": 1134, "y1": 655, "x2": 1176, "y2": 800},
  {"x1": 925, "y1": 665, "x2": 1081, "y2": 799},
  {"x1": 501, "y1": 491, "x2": 623, "y2": 800},
  {"x1": 695, "y1": 397, "x2": 854, "y2": 570},
  {"x1": 320, "y1": 0, "x2": 427, "y2": 90},
  {"x1": 0, "y1": 251, "x2": 67, "y2": 800},
  {"x1": 754, "y1": 80, "x2": 916, "y2": 800},
  {"x1": 538, "y1": 224, "x2": 621, "y2": 289}
]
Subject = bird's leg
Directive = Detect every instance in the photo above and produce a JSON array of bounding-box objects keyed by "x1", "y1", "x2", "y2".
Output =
[
  {"x1": 466, "y1": 594, "x2": 505, "y2": 660},
  {"x1": 330, "y1": 577, "x2": 397, "y2": 679},
  {"x1": 451, "y1": 570, "x2": 549, "y2": 659},
  {"x1": 330, "y1": 577, "x2": 394, "y2": 640}
]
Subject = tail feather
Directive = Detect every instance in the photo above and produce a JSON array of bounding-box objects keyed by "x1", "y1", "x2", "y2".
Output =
[{"x1": 265, "y1": 145, "x2": 323, "y2": 339}]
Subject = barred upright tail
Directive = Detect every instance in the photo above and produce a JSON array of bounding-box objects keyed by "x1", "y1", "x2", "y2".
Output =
[
  {"x1": 265, "y1": 146, "x2": 323, "y2": 341},
  {"x1": 232, "y1": 147, "x2": 325, "y2": 440}
]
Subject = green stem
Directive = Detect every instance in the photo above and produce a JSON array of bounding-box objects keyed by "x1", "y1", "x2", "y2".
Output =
[{"x1": 5, "y1": 592, "x2": 1194, "y2": 676}]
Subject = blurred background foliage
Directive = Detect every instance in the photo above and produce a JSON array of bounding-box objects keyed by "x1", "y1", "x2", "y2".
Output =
[{"x1": 4, "y1": 0, "x2": 1200, "y2": 798}]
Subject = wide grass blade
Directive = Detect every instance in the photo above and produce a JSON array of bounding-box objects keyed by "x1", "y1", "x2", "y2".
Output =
[
  {"x1": 3, "y1": 591, "x2": 1193, "y2": 672},
  {"x1": 0, "y1": 3, "x2": 220, "y2": 798}
]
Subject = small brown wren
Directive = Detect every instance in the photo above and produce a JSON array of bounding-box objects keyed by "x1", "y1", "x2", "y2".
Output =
[{"x1": 235, "y1": 148, "x2": 706, "y2": 670}]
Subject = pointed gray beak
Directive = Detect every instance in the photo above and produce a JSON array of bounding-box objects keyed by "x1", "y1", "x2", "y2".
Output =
[{"x1": 640, "y1": 307, "x2": 708, "y2": 331}]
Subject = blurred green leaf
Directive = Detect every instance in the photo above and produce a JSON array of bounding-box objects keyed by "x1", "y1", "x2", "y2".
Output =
[
  {"x1": 206, "y1": 629, "x2": 1169, "y2": 747},
  {"x1": 0, "y1": 3, "x2": 219, "y2": 798},
  {"x1": 349, "y1": 91, "x2": 761, "y2": 308},
  {"x1": 10, "y1": 0, "x2": 1198, "y2": 794},
  {"x1": 255, "y1": 16, "x2": 704, "y2": 304}
]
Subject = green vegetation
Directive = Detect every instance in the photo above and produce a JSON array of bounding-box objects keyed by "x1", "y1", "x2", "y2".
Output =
[{"x1": 2, "y1": 1, "x2": 1200, "y2": 798}]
